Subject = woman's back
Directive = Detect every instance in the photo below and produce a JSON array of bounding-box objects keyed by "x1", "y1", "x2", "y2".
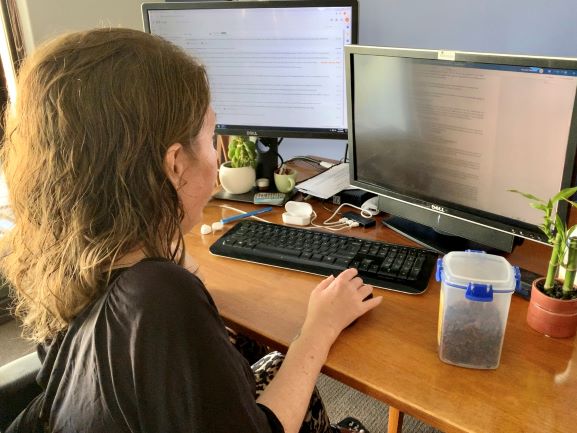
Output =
[{"x1": 22, "y1": 259, "x2": 273, "y2": 432}]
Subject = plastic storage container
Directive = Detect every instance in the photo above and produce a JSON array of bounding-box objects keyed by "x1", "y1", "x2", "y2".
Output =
[{"x1": 435, "y1": 251, "x2": 519, "y2": 369}]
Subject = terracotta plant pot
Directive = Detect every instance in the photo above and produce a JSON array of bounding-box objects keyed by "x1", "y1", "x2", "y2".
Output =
[{"x1": 526, "y1": 278, "x2": 577, "y2": 338}]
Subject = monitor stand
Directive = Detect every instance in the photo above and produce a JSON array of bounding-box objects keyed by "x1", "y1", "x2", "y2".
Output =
[
  {"x1": 382, "y1": 215, "x2": 518, "y2": 255},
  {"x1": 256, "y1": 137, "x2": 281, "y2": 183}
]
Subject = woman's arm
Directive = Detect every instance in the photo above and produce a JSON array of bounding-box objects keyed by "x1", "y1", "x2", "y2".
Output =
[{"x1": 256, "y1": 268, "x2": 382, "y2": 433}]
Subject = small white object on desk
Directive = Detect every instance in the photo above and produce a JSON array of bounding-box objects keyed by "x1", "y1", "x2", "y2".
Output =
[
  {"x1": 200, "y1": 224, "x2": 212, "y2": 235},
  {"x1": 282, "y1": 201, "x2": 313, "y2": 226},
  {"x1": 361, "y1": 196, "x2": 380, "y2": 216},
  {"x1": 256, "y1": 178, "x2": 270, "y2": 191}
]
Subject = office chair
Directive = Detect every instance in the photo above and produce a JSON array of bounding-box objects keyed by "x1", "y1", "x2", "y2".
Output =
[{"x1": 0, "y1": 352, "x2": 42, "y2": 432}]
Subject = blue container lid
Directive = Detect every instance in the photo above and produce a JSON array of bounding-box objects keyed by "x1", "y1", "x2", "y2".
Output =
[{"x1": 435, "y1": 250, "x2": 519, "y2": 301}]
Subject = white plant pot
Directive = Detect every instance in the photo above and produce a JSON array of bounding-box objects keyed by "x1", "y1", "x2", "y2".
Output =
[{"x1": 219, "y1": 162, "x2": 256, "y2": 194}]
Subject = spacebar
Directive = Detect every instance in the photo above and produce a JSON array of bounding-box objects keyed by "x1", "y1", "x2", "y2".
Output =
[
  {"x1": 256, "y1": 244, "x2": 301, "y2": 256},
  {"x1": 250, "y1": 249, "x2": 344, "y2": 274}
]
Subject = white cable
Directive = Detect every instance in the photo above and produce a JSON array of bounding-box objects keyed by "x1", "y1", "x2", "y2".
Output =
[
  {"x1": 340, "y1": 218, "x2": 360, "y2": 228},
  {"x1": 324, "y1": 203, "x2": 348, "y2": 224},
  {"x1": 308, "y1": 202, "x2": 374, "y2": 231},
  {"x1": 360, "y1": 208, "x2": 373, "y2": 219},
  {"x1": 323, "y1": 202, "x2": 372, "y2": 224},
  {"x1": 209, "y1": 202, "x2": 368, "y2": 232},
  {"x1": 310, "y1": 211, "x2": 350, "y2": 231},
  {"x1": 322, "y1": 203, "x2": 348, "y2": 225}
]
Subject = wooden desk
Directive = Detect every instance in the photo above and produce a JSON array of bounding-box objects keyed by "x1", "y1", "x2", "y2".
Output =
[{"x1": 185, "y1": 199, "x2": 576, "y2": 433}]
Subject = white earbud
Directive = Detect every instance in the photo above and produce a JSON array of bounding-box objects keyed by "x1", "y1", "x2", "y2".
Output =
[
  {"x1": 200, "y1": 221, "x2": 224, "y2": 235},
  {"x1": 200, "y1": 224, "x2": 212, "y2": 235}
]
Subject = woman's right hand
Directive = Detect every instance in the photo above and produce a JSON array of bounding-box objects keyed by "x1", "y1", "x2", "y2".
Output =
[
  {"x1": 300, "y1": 268, "x2": 382, "y2": 350},
  {"x1": 259, "y1": 269, "x2": 381, "y2": 433}
]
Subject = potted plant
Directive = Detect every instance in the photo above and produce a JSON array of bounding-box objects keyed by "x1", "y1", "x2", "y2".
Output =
[
  {"x1": 219, "y1": 136, "x2": 257, "y2": 194},
  {"x1": 510, "y1": 186, "x2": 577, "y2": 337}
]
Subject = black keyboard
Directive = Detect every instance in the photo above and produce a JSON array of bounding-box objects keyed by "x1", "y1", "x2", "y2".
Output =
[{"x1": 209, "y1": 220, "x2": 438, "y2": 294}]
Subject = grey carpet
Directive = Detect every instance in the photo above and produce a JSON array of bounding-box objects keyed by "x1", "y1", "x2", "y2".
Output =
[{"x1": 317, "y1": 374, "x2": 443, "y2": 433}]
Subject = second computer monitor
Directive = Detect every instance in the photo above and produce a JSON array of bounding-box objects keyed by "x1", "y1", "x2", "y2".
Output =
[
  {"x1": 142, "y1": 0, "x2": 358, "y2": 139},
  {"x1": 346, "y1": 46, "x2": 577, "y2": 252}
]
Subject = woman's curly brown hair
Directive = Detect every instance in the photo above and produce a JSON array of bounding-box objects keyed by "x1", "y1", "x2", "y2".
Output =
[{"x1": 0, "y1": 28, "x2": 210, "y2": 342}]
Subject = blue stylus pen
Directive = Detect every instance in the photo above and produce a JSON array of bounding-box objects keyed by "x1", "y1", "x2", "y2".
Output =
[{"x1": 220, "y1": 206, "x2": 273, "y2": 224}]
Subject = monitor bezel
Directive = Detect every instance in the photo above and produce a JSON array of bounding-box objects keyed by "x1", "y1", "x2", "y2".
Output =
[
  {"x1": 345, "y1": 45, "x2": 577, "y2": 247},
  {"x1": 142, "y1": 0, "x2": 359, "y2": 139}
]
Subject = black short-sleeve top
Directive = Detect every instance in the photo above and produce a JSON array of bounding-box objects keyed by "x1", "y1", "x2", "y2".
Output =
[{"x1": 27, "y1": 258, "x2": 283, "y2": 433}]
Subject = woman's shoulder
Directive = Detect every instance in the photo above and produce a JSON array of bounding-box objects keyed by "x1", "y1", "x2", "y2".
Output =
[
  {"x1": 118, "y1": 257, "x2": 201, "y2": 284},
  {"x1": 106, "y1": 258, "x2": 213, "y2": 318}
]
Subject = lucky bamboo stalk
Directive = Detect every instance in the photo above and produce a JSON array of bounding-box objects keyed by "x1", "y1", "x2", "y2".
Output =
[
  {"x1": 544, "y1": 232, "x2": 563, "y2": 294},
  {"x1": 562, "y1": 237, "x2": 577, "y2": 297}
]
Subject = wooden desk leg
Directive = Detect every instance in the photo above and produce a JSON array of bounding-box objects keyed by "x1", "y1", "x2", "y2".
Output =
[{"x1": 387, "y1": 406, "x2": 404, "y2": 433}]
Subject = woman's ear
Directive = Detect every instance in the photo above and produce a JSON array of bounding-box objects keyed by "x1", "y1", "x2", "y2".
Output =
[{"x1": 164, "y1": 142, "x2": 185, "y2": 188}]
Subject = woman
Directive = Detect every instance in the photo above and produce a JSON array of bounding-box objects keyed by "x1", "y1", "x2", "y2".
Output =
[{"x1": 1, "y1": 28, "x2": 382, "y2": 433}]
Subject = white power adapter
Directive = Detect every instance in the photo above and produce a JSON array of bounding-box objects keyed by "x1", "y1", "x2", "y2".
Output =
[
  {"x1": 361, "y1": 196, "x2": 380, "y2": 216},
  {"x1": 282, "y1": 201, "x2": 313, "y2": 226}
]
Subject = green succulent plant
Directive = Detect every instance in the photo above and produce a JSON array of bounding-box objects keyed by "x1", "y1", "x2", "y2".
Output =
[
  {"x1": 510, "y1": 186, "x2": 577, "y2": 299},
  {"x1": 228, "y1": 136, "x2": 257, "y2": 168}
]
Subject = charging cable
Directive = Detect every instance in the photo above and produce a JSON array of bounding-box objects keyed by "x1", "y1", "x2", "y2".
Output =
[
  {"x1": 201, "y1": 201, "x2": 368, "y2": 235},
  {"x1": 310, "y1": 213, "x2": 359, "y2": 231},
  {"x1": 282, "y1": 201, "x2": 359, "y2": 231},
  {"x1": 322, "y1": 202, "x2": 372, "y2": 224},
  {"x1": 307, "y1": 202, "x2": 372, "y2": 231}
]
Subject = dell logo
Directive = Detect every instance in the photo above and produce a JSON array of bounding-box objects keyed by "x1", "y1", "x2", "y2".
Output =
[
  {"x1": 431, "y1": 204, "x2": 446, "y2": 213},
  {"x1": 246, "y1": 130, "x2": 258, "y2": 136}
]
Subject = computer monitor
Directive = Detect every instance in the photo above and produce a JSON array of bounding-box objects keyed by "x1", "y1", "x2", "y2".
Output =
[
  {"x1": 142, "y1": 0, "x2": 357, "y2": 141},
  {"x1": 346, "y1": 46, "x2": 577, "y2": 253}
]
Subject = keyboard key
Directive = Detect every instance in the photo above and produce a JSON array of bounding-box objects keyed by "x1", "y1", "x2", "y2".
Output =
[
  {"x1": 335, "y1": 258, "x2": 351, "y2": 267},
  {"x1": 368, "y1": 264, "x2": 380, "y2": 274}
]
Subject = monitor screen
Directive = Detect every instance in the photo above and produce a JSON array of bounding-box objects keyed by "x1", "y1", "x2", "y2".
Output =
[
  {"x1": 142, "y1": 0, "x2": 358, "y2": 139},
  {"x1": 346, "y1": 46, "x2": 577, "y2": 252}
]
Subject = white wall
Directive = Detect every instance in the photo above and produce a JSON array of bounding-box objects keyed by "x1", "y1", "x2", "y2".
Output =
[
  {"x1": 16, "y1": 0, "x2": 147, "y2": 52},
  {"x1": 10, "y1": 0, "x2": 577, "y2": 162},
  {"x1": 359, "y1": 0, "x2": 577, "y2": 57}
]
